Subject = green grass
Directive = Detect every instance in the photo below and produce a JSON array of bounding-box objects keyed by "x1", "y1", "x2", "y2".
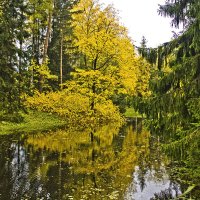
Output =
[
  {"x1": 0, "y1": 108, "x2": 143, "y2": 135},
  {"x1": 124, "y1": 107, "x2": 142, "y2": 118},
  {"x1": 0, "y1": 111, "x2": 67, "y2": 135}
]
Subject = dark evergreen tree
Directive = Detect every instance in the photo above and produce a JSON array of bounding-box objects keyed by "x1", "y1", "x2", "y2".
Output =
[
  {"x1": 138, "y1": 36, "x2": 148, "y2": 57},
  {"x1": 137, "y1": 0, "x2": 200, "y2": 133},
  {"x1": 0, "y1": 0, "x2": 29, "y2": 115},
  {"x1": 136, "y1": 0, "x2": 200, "y2": 190},
  {"x1": 48, "y1": 0, "x2": 78, "y2": 89}
]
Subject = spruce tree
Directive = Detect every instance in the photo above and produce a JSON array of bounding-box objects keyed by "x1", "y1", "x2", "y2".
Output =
[
  {"x1": 0, "y1": 0, "x2": 28, "y2": 114},
  {"x1": 136, "y1": 0, "x2": 200, "y2": 188}
]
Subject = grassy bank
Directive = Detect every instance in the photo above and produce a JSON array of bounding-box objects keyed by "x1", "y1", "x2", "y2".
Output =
[
  {"x1": 124, "y1": 107, "x2": 143, "y2": 118},
  {"x1": 0, "y1": 111, "x2": 67, "y2": 135},
  {"x1": 0, "y1": 108, "x2": 141, "y2": 135}
]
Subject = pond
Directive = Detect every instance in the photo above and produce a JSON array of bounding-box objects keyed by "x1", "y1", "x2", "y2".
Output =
[{"x1": 0, "y1": 120, "x2": 181, "y2": 200}]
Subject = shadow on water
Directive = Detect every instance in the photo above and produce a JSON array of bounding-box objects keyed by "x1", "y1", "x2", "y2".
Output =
[{"x1": 0, "y1": 120, "x2": 181, "y2": 200}]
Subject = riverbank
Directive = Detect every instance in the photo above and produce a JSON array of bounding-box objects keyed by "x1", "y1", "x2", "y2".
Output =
[
  {"x1": 0, "y1": 111, "x2": 67, "y2": 135},
  {"x1": 0, "y1": 108, "x2": 141, "y2": 135}
]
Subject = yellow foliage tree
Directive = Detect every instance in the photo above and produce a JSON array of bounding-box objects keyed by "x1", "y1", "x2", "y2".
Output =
[
  {"x1": 69, "y1": 0, "x2": 139, "y2": 109},
  {"x1": 25, "y1": 0, "x2": 150, "y2": 122}
]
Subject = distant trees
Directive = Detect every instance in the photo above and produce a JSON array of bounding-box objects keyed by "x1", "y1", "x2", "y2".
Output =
[
  {"x1": 138, "y1": 36, "x2": 148, "y2": 57},
  {"x1": 0, "y1": 0, "x2": 77, "y2": 115}
]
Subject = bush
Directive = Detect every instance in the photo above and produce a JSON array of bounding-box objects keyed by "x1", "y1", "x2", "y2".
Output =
[{"x1": 25, "y1": 90, "x2": 123, "y2": 126}]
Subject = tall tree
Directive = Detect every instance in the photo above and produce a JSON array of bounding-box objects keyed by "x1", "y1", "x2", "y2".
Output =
[
  {"x1": 48, "y1": 0, "x2": 78, "y2": 89},
  {"x1": 136, "y1": 0, "x2": 200, "y2": 187},
  {"x1": 70, "y1": 0, "x2": 139, "y2": 109},
  {"x1": 147, "y1": 0, "x2": 200, "y2": 133},
  {"x1": 27, "y1": 0, "x2": 56, "y2": 92},
  {"x1": 0, "y1": 0, "x2": 29, "y2": 113}
]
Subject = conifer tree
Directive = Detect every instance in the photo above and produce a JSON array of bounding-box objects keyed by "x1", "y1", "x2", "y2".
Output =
[
  {"x1": 136, "y1": 0, "x2": 200, "y2": 187},
  {"x1": 138, "y1": 0, "x2": 200, "y2": 134},
  {"x1": 0, "y1": 0, "x2": 29, "y2": 113},
  {"x1": 48, "y1": 0, "x2": 78, "y2": 89}
]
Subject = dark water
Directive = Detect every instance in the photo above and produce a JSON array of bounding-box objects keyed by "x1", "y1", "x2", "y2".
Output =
[{"x1": 0, "y1": 121, "x2": 181, "y2": 200}]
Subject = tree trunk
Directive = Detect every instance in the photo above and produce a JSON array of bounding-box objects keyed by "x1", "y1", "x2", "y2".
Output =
[
  {"x1": 60, "y1": 29, "x2": 63, "y2": 89},
  {"x1": 90, "y1": 83, "x2": 96, "y2": 110},
  {"x1": 39, "y1": 10, "x2": 52, "y2": 92},
  {"x1": 90, "y1": 55, "x2": 98, "y2": 110}
]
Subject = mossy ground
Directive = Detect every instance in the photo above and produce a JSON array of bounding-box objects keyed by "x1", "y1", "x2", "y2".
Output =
[{"x1": 0, "y1": 111, "x2": 67, "y2": 135}]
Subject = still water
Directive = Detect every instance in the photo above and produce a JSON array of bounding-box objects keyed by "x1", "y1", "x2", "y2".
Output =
[{"x1": 0, "y1": 121, "x2": 181, "y2": 199}]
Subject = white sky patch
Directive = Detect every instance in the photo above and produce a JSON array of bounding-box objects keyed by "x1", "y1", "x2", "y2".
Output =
[{"x1": 100, "y1": 0, "x2": 179, "y2": 47}]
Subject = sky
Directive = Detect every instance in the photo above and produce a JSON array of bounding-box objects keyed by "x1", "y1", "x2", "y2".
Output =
[{"x1": 100, "y1": 0, "x2": 179, "y2": 47}]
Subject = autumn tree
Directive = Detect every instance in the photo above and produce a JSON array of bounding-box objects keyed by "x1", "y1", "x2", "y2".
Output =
[
  {"x1": 25, "y1": 0, "x2": 150, "y2": 122},
  {"x1": 69, "y1": 0, "x2": 139, "y2": 110}
]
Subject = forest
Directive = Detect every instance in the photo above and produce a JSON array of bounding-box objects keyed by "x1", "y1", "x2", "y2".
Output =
[{"x1": 0, "y1": 0, "x2": 199, "y2": 199}]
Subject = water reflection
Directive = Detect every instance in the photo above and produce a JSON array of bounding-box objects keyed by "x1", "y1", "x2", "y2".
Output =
[
  {"x1": 0, "y1": 121, "x2": 179, "y2": 199},
  {"x1": 125, "y1": 166, "x2": 181, "y2": 200}
]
